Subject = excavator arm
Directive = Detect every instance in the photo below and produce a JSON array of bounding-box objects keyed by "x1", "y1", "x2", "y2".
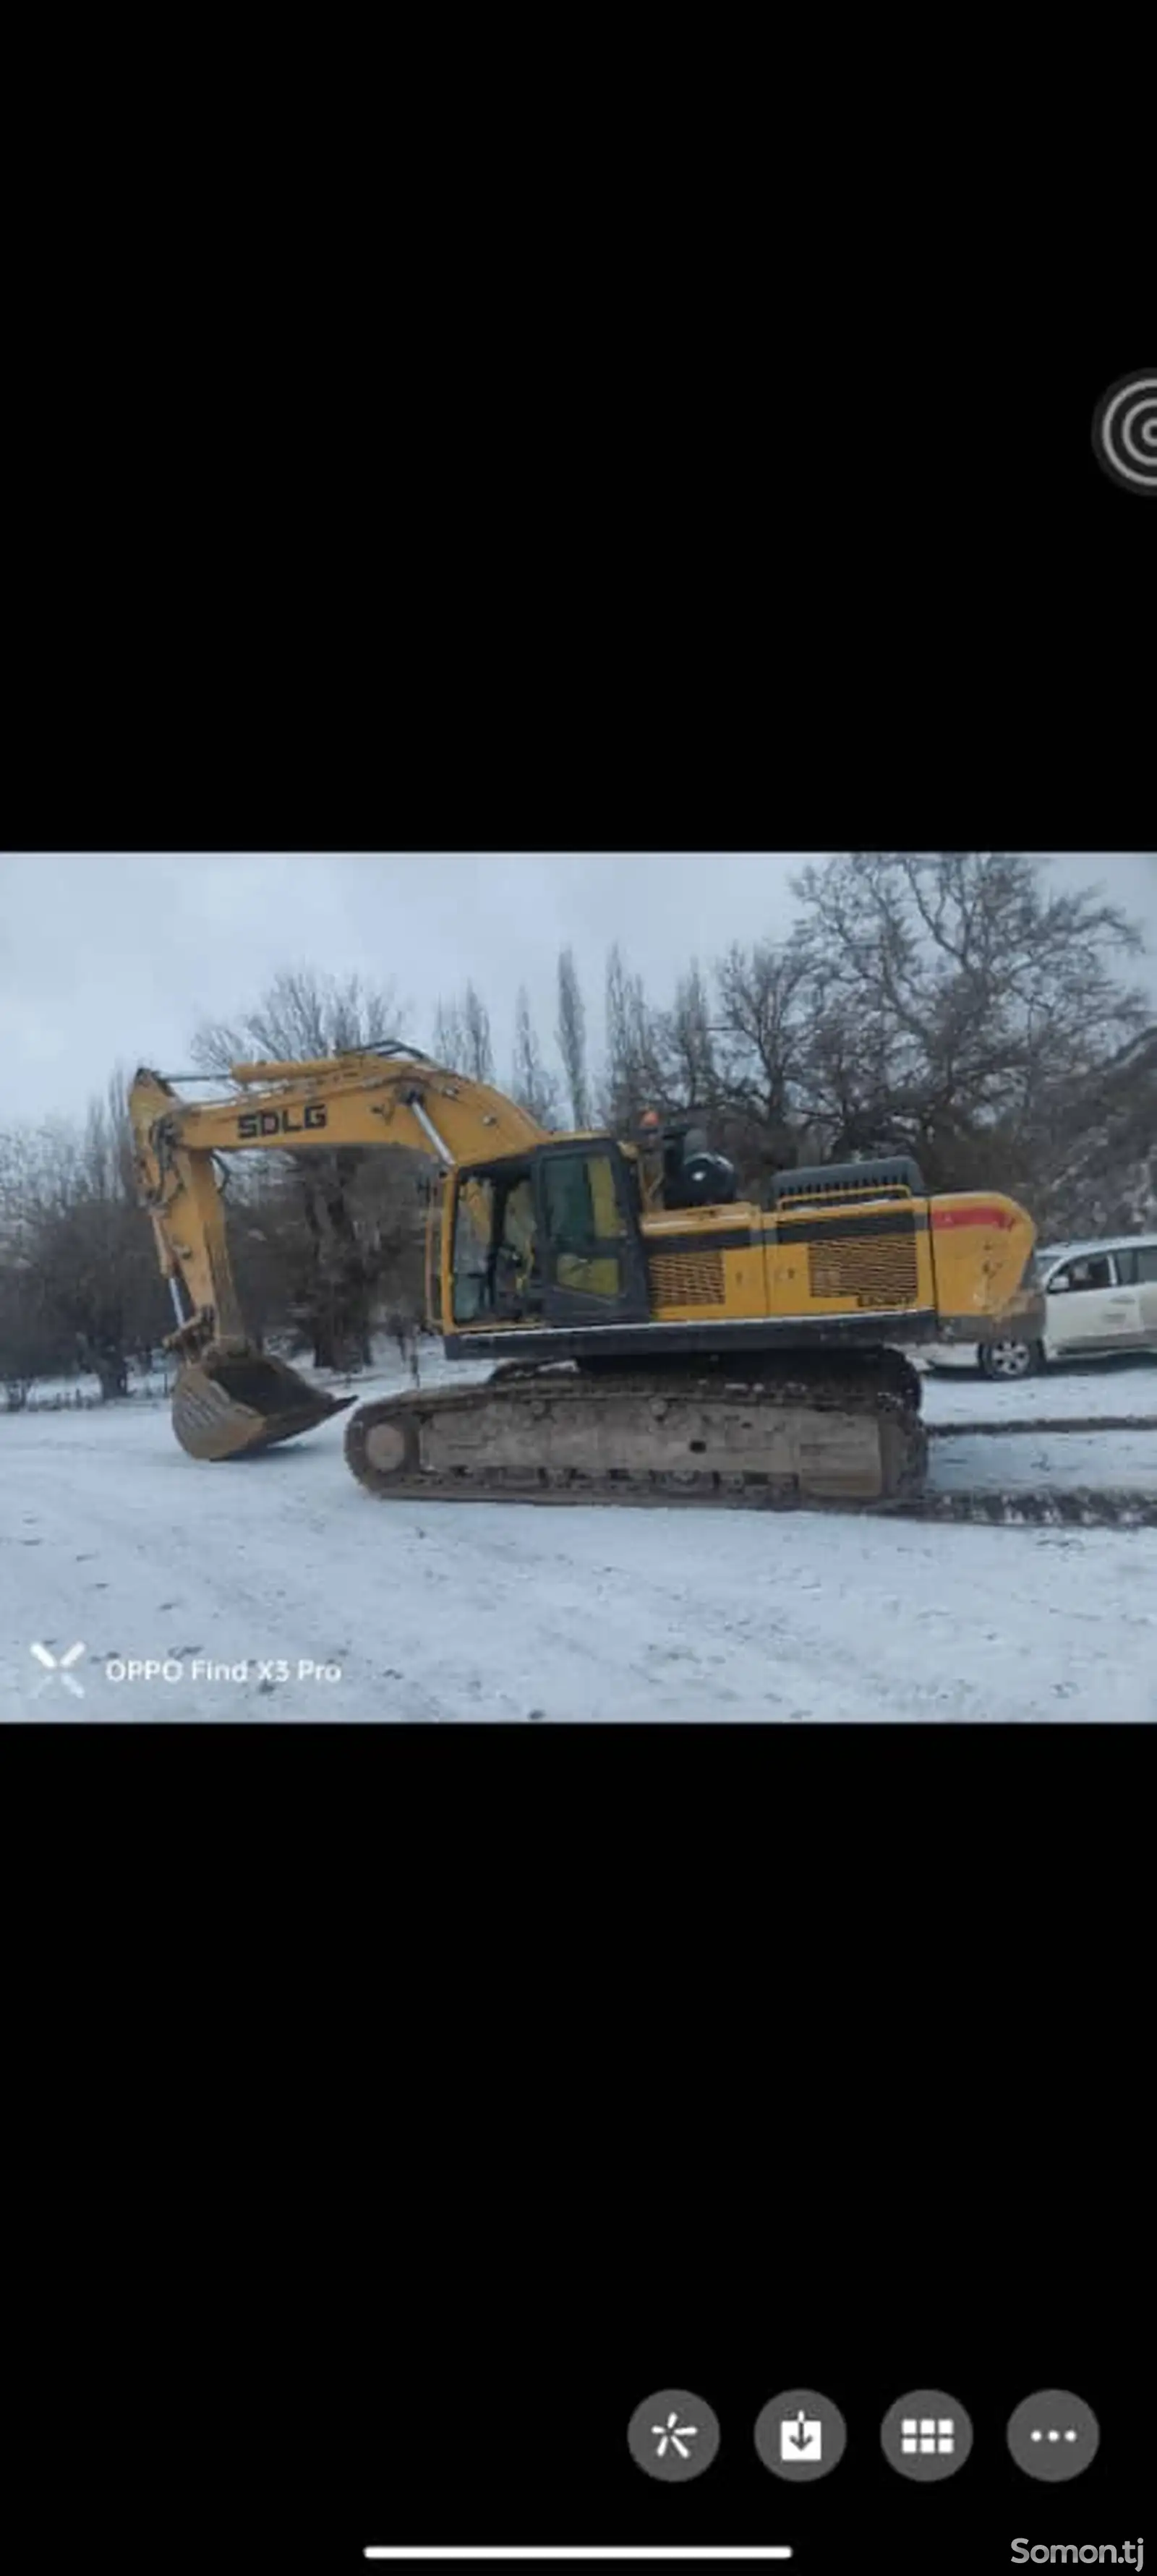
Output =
[{"x1": 129, "y1": 1050, "x2": 551, "y2": 1457}]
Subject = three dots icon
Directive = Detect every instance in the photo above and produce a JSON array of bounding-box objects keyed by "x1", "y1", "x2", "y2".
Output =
[{"x1": 1007, "y1": 2390, "x2": 1099, "y2": 2481}]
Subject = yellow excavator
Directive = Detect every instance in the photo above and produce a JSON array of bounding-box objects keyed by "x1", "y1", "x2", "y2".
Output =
[{"x1": 129, "y1": 1046, "x2": 1043, "y2": 1510}]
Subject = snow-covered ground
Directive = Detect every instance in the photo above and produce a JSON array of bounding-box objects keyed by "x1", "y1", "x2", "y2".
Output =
[
  {"x1": 921, "y1": 1351, "x2": 1157, "y2": 1495},
  {"x1": 5, "y1": 1364, "x2": 176, "y2": 1409},
  {"x1": 2, "y1": 1348, "x2": 1156, "y2": 1723},
  {"x1": 922, "y1": 1350, "x2": 1157, "y2": 1418}
]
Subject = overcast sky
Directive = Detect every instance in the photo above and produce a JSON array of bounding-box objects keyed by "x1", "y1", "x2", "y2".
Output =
[{"x1": 2, "y1": 852, "x2": 1155, "y2": 1126}]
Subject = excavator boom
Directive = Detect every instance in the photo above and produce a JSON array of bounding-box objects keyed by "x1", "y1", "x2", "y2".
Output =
[{"x1": 130, "y1": 1049, "x2": 550, "y2": 1459}]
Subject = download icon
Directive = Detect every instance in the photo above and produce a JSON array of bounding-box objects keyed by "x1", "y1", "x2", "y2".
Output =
[
  {"x1": 780, "y1": 2413, "x2": 822, "y2": 2463},
  {"x1": 755, "y1": 2390, "x2": 847, "y2": 2481}
]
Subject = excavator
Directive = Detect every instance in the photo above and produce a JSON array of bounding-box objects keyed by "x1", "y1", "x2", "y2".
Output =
[{"x1": 128, "y1": 1046, "x2": 1044, "y2": 1510}]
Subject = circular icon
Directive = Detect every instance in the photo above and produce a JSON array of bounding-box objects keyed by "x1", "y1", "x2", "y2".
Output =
[
  {"x1": 753, "y1": 2389, "x2": 848, "y2": 2482},
  {"x1": 1093, "y1": 374, "x2": 1157, "y2": 495},
  {"x1": 1007, "y1": 2389, "x2": 1099, "y2": 2481},
  {"x1": 881, "y1": 2389, "x2": 973, "y2": 2482},
  {"x1": 627, "y1": 2389, "x2": 721, "y2": 2483}
]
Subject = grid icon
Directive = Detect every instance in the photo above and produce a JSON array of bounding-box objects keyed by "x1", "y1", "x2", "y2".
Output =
[
  {"x1": 885, "y1": 2390, "x2": 972, "y2": 2481},
  {"x1": 900, "y1": 2416, "x2": 955, "y2": 2455}
]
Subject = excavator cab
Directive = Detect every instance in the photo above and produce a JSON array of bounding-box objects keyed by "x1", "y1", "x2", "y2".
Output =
[{"x1": 443, "y1": 1141, "x2": 652, "y2": 1335}]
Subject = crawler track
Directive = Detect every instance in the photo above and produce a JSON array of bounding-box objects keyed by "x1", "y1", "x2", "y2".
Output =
[
  {"x1": 345, "y1": 1358, "x2": 928, "y2": 1511},
  {"x1": 343, "y1": 1359, "x2": 1157, "y2": 1529}
]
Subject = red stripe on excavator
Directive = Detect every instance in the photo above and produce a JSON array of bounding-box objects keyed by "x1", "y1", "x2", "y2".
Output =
[{"x1": 931, "y1": 1204, "x2": 1015, "y2": 1229}]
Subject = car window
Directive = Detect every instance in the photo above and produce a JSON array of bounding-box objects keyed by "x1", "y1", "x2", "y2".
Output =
[
  {"x1": 1114, "y1": 1244, "x2": 1157, "y2": 1285},
  {"x1": 1049, "y1": 1254, "x2": 1114, "y2": 1293}
]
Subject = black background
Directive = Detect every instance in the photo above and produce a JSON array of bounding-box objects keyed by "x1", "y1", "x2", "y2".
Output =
[
  {"x1": 4, "y1": 190, "x2": 1153, "y2": 2572},
  {"x1": 7, "y1": 1717, "x2": 1147, "y2": 2571}
]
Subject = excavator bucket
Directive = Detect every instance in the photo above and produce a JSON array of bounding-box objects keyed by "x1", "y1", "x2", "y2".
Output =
[{"x1": 171, "y1": 1354, "x2": 355, "y2": 1460}]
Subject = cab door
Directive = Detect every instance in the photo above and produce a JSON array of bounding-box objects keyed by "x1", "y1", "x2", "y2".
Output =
[{"x1": 531, "y1": 1141, "x2": 652, "y2": 1327}]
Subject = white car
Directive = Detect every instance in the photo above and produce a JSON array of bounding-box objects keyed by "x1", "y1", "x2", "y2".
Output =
[{"x1": 970, "y1": 1232, "x2": 1157, "y2": 1380}]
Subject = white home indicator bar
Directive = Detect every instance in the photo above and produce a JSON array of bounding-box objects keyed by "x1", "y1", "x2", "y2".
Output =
[{"x1": 364, "y1": 2553, "x2": 794, "y2": 2563}]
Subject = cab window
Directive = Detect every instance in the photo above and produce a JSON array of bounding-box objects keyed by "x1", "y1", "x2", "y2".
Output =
[
  {"x1": 542, "y1": 1152, "x2": 627, "y2": 1244},
  {"x1": 450, "y1": 1165, "x2": 542, "y2": 1323},
  {"x1": 451, "y1": 1177, "x2": 495, "y2": 1322},
  {"x1": 425, "y1": 1195, "x2": 444, "y2": 1328},
  {"x1": 541, "y1": 1150, "x2": 628, "y2": 1299}
]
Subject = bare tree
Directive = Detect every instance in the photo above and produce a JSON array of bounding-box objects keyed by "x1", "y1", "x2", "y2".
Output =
[
  {"x1": 188, "y1": 967, "x2": 408, "y2": 1372},
  {"x1": 460, "y1": 983, "x2": 495, "y2": 1082},
  {"x1": 655, "y1": 960, "x2": 720, "y2": 1113},
  {"x1": 704, "y1": 939, "x2": 816, "y2": 1184},
  {"x1": 787, "y1": 852, "x2": 1149, "y2": 1187},
  {"x1": 1033, "y1": 1020, "x2": 1157, "y2": 1238},
  {"x1": 511, "y1": 986, "x2": 559, "y2": 1127},
  {"x1": 0, "y1": 1257, "x2": 61, "y2": 1405},
  {"x1": 600, "y1": 944, "x2": 662, "y2": 1132},
  {"x1": 430, "y1": 995, "x2": 467, "y2": 1069},
  {"x1": 556, "y1": 947, "x2": 589, "y2": 1127},
  {"x1": 712, "y1": 942, "x2": 811, "y2": 1124},
  {"x1": 431, "y1": 982, "x2": 495, "y2": 1082},
  {"x1": 0, "y1": 1131, "x2": 64, "y2": 1401},
  {"x1": 189, "y1": 966, "x2": 404, "y2": 1077},
  {"x1": 0, "y1": 1076, "x2": 171, "y2": 1398}
]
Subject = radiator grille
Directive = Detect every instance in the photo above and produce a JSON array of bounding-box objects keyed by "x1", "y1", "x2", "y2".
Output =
[
  {"x1": 806, "y1": 1226, "x2": 918, "y2": 1306},
  {"x1": 648, "y1": 1250, "x2": 727, "y2": 1309}
]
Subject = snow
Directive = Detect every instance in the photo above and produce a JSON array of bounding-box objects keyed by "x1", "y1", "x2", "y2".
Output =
[
  {"x1": 2, "y1": 1348, "x2": 1156, "y2": 1724},
  {"x1": 930, "y1": 1424, "x2": 1157, "y2": 1493},
  {"x1": 921, "y1": 1355, "x2": 1157, "y2": 1421}
]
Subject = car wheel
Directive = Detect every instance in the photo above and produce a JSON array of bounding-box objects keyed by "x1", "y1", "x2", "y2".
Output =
[{"x1": 978, "y1": 1338, "x2": 1042, "y2": 1381}]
